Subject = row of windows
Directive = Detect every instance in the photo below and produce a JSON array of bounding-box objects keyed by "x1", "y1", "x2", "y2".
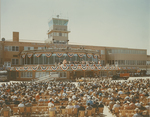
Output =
[
  {"x1": 12, "y1": 59, "x2": 19, "y2": 65},
  {"x1": 4, "y1": 46, "x2": 19, "y2": 51},
  {"x1": 48, "y1": 32, "x2": 68, "y2": 38},
  {"x1": 107, "y1": 49, "x2": 146, "y2": 55},
  {"x1": 60, "y1": 72, "x2": 66, "y2": 78},
  {"x1": 35, "y1": 72, "x2": 66, "y2": 78},
  {"x1": 4, "y1": 59, "x2": 19, "y2": 67},
  {"x1": 107, "y1": 60, "x2": 146, "y2": 65},
  {"x1": 24, "y1": 47, "x2": 47, "y2": 50},
  {"x1": 53, "y1": 40, "x2": 67, "y2": 44},
  {"x1": 21, "y1": 54, "x2": 98, "y2": 65},
  {"x1": 24, "y1": 47, "x2": 34, "y2": 50},
  {"x1": 21, "y1": 72, "x2": 32, "y2": 78},
  {"x1": 147, "y1": 61, "x2": 150, "y2": 65},
  {"x1": 35, "y1": 72, "x2": 49, "y2": 78}
]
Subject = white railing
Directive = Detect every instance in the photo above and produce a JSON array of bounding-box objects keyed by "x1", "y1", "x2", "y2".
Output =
[{"x1": 35, "y1": 75, "x2": 54, "y2": 83}]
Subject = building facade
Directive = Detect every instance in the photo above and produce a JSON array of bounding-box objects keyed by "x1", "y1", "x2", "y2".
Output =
[{"x1": 0, "y1": 17, "x2": 149, "y2": 81}]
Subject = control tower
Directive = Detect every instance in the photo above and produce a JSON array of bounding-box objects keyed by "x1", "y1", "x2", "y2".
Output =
[{"x1": 45, "y1": 16, "x2": 70, "y2": 44}]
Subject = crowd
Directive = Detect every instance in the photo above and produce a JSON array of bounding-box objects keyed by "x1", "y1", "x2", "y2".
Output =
[{"x1": 0, "y1": 77, "x2": 149, "y2": 117}]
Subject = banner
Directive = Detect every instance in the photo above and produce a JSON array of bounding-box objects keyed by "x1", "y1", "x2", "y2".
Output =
[
  {"x1": 122, "y1": 67, "x2": 127, "y2": 70},
  {"x1": 103, "y1": 66, "x2": 107, "y2": 70},
  {"x1": 56, "y1": 53, "x2": 64, "y2": 57},
  {"x1": 27, "y1": 53, "x2": 33, "y2": 58},
  {"x1": 94, "y1": 54, "x2": 99, "y2": 58},
  {"x1": 15, "y1": 67, "x2": 22, "y2": 71},
  {"x1": 23, "y1": 67, "x2": 29, "y2": 71},
  {"x1": 81, "y1": 64, "x2": 88, "y2": 71},
  {"x1": 45, "y1": 53, "x2": 52, "y2": 58},
  {"x1": 40, "y1": 66, "x2": 48, "y2": 71},
  {"x1": 78, "y1": 53, "x2": 85, "y2": 58},
  {"x1": 60, "y1": 65, "x2": 69, "y2": 71},
  {"x1": 9, "y1": 67, "x2": 14, "y2": 71},
  {"x1": 95, "y1": 64, "x2": 101, "y2": 68},
  {"x1": 51, "y1": 66, "x2": 59, "y2": 71},
  {"x1": 127, "y1": 67, "x2": 131, "y2": 70},
  {"x1": 71, "y1": 64, "x2": 78, "y2": 71},
  {"x1": 87, "y1": 54, "x2": 92, "y2": 58},
  {"x1": 96, "y1": 66, "x2": 102, "y2": 70},
  {"x1": 31, "y1": 66, "x2": 39, "y2": 71},
  {"x1": 89, "y1": 65, "x2": 95, "y2": 70},
  {"x1": 35, "y1": 53, "x2": 42, "y2": 57},
  {"x1": 68, "y1": 53, "x2": 74, "y2": 58},
  {"x1": 21, "y1": 54, "x2": 26, "y2": 58}
]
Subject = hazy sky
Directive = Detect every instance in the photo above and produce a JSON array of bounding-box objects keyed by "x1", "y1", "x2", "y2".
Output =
[{"x1": 1, "y1": 0, "x2": 150, "y2": 54}]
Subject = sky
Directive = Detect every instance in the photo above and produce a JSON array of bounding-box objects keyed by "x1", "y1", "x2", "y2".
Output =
[{"x1": 1, "y1": 0, "x2": 150, "y2": 54}]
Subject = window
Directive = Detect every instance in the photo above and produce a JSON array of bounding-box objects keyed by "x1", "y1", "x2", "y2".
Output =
[
  {"x1": 12, "y1": 59, "x2": 19, "y2": 65},
  {"x1": 101, "y1": 50, "x2": 105, "y2": 55},
  {"x1": 4, "y1": 46, "x2": 9, "y2": 51},
  {"x1": 4, "y1": 46, "x2": 19, "y2": 51},
  {"x1": 60, "y1": 72, "x2": 67, "y2": 78},
  {"x1": 16, "y1": 46, "x2": 19, "y2": 51},
  {"x1": 4, "y1": 62, "x2": 11, "y2": 67},
  {"x1": 24, "y1": 47, "x2": 28, "y2": 50},
  {"x1": 21, "y1": 72, "x2": 32, "y2": 78},
  {"x1": 30, "y1": 47, "x2": 34, "y2": 50},
  {"x1": 12, "y1": 46, "x2": 15, "y2": 51},
  {"x1": 24, "y1": 46, "x2": 34, "y2": 50},
  {"x1": 65, "y1": 33, "x2": 67, "y2": 37},
  {"x1": 62, "y1": 33, "x2": 65, "y2": 36}
]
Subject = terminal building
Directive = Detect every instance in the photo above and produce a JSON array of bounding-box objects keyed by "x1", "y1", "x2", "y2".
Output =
[{"x1": 0, "y1": 17, "x2": 150, "y2": 81}]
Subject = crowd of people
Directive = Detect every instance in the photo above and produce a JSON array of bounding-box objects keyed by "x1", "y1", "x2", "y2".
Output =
[{"x1": 0, "y1": 77, "x2": 149, "y2": 117}]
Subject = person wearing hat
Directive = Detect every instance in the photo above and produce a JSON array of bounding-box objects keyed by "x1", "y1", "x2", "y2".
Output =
[
  {"x1": 66, "y1": 102, "x2": 73, "y2": 109},
  {"x1": 123, "y1": 101, "x2": 130, "y2": 110},
  {"x1": 132, "y1": 108, "x2": 143, "y2": 117},
  {"x1": 129, "y1": 101, "x2": 136, "y2": 109},
  {"x1": 86, "y1": 97, "x2": 93, "y2": 106},
  {"x1": 86, "y1": 102, "x2": 93, "y2": 110},
  {"x1": 139, "y1": 102, "x2": 146, "y2": 111},
  {"x1": 135, "y1": 100, "x2": 141, "y2": 108},
  {"x1": 74, "y1": 102, "x2": 80, "y2": 109},
  {"x1": 112, "y1": 101, "x2": 120, "y2": 111},
  {"x1": 54, "y1": 97, "x2": 60, "y2": 104},
  {"x1": 78, "y1": 102, "x2": 85, "y2": 111}
]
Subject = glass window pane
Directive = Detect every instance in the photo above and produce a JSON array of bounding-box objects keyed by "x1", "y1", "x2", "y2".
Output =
[
  {"x1": 9, "y1": 46, "x2": 12, "y2": 51},
  {"x1": 12, "y1": 59, "x2": 15, "y2": 65},
  {"x1": 12, "y1": 46, "x2": 15, "y2": 51},
  {"x1": 4, "y1": 46, "x2": 8, "y2": 51},
  {"x1": 24, "y1": 47, "x2": 28, "y2": 50},
  {"x1": 16, "y1": 46, "x2": 19, "y2": 51},
  {"x1": 30, "y1": 47, "x2": 34, "y2": 50},
  {"x1": 16, "y1": 59, "x2": 19, "y2": 65}
]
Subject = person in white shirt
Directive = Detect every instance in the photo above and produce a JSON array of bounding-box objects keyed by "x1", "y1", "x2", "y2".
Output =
[
  {"x1": 112, "y1": 101, "x2": 120, "y2": 110},
  {"x1": 18, "y1": 101, "x2": 25, "y2": 107},
  {"x1": 66, "y1": 102, "x2": 73, "y2": 109},
  {"x1": 145, "y1": 102, "x2": 150, "y2": 110},
  {"x1": 48, "y1": 99, "x2": 54, "y2": 107},
  {"x1": 49, "y1": 104, "x2": 56, "y2": 111},
  {"x1": 72, "y1": 94, "x2": 76, "y2": 100},
  {"x1": 74, "y1": 102, "x2": 80, "y2": 108}
]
